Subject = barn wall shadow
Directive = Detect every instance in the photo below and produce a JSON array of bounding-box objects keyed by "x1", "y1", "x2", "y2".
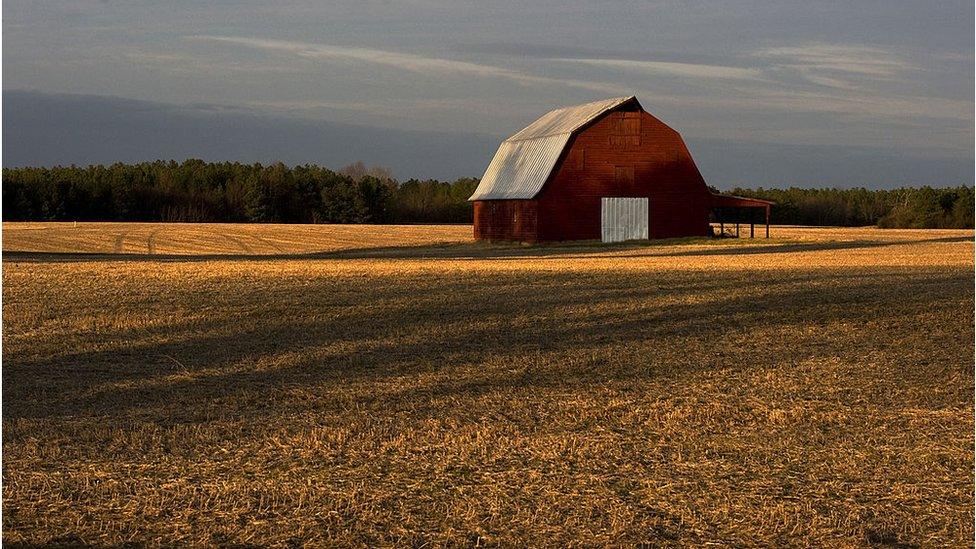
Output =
[{"x1": 3, "y1": 235, "x2": 971, "y2": 263}]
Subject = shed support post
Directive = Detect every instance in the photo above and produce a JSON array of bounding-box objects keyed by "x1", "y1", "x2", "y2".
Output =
[
  {"x1": 765, "y1": 205, "x2": 770, "y2": 238},
  {"x1": 735, "y1": 222, "x2": 739, "y2": 238},
  {"x1": 719, "y1": 209, "x2": 723, "y2": 236},
  {"x1": 750, "y1": 221, "x2": 754, "y2": 238}
]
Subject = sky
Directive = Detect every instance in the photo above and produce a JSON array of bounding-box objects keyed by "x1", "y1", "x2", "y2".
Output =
[{"x1": 3, "y1": 1, "x2": 973, "y2": 187}]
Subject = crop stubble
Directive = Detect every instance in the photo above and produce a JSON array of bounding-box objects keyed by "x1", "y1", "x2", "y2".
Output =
[{"x1": 2, "y1": 223, "x2": 973, "y2": 546}]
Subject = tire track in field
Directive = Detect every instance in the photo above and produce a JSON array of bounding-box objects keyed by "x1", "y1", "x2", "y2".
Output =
[
  {"x1": 113, "y1": 231, "x2": 127, "y2": 253},
  {"x1": 220, "y1": 232, "x2": 253, "y2": 254},
  {"x1": 147, "y1": 229, "x2": 159, "y2": 255},
  {"x1": 248, "y1": 234, "x2": 285, "y2": 254}
]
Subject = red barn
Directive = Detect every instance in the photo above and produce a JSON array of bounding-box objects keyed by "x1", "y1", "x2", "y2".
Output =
[{"x1": 469, "y1": 96, "x2": 770, "y2": 242}]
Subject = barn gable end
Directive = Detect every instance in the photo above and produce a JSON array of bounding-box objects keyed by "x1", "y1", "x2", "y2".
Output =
[{"x1": 470, "y1": 96, "x2": 719, "y2": 242}]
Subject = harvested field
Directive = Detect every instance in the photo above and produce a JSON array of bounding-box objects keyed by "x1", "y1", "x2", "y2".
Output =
[
  {"x1": 2, "y1": 222, "x2": 471, "y2": 256},
  {"x1": 2, "y1": 223, "x2": 974, "y2": 546}
]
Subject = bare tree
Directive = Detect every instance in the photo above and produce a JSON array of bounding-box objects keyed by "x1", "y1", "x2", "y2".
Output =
[{"x1": 340, "y1": 161, "x2": 393, "y2": 182}]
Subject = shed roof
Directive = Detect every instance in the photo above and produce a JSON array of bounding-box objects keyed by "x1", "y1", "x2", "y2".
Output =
[
  {"x1": 469, "y1": 96, "x2": 639, "y2": 201},
  {"x1": 711, "y1": 193, "x2": 775, "y2": 208}
]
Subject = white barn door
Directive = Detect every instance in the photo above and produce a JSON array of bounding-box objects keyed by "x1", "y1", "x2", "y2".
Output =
[{"x1": 601, "y1": 197, "x2": 648, "y2": 243}]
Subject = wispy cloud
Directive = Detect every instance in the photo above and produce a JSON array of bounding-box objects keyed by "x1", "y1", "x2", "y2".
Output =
[
  {"x1": 191, "y1": 36, "x2": 969, "y2": 146},
  {"x1": 551, "y1": 57, "x2": 763, "y2": 81},
  {"x1": 192, "y1": 35, "x2": 628, "y2": 95},
  {"x1": 124, "y1": 52, "x2": 304, "y2": 75},
  {"x1": 757, "y1": 44, "x2": 913, "y2": 77},
  {"x1": 756, "y1": 43, "x2": 916, "y2": 90},
  {"x1": 703, "y1": 87, "x2": 969, "y2": 122},
  {"x1": 242, "y1": 97, "x2": 543, "y2": 133}
]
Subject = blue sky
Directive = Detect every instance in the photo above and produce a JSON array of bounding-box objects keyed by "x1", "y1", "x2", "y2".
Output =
[{"x1": 3, "y1": 1, "x2": 973, "y2": 187}]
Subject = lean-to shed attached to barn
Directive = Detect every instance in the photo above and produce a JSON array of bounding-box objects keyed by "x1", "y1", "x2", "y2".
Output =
[{"x1": 469, "y1": 96, "x2": 770, "y2": 242}]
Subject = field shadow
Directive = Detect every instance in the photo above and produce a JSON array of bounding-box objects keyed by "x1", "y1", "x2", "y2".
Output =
[
  {"x1": 4, "y1": 266, "x2": 972, "y2": 423},
  {"x1": 3, "y1": 235, "x2": 970, "y2": 263}
]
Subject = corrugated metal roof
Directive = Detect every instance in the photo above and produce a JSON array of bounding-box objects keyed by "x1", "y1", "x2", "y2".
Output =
[
  {"x1": 469, "y1": 96, "x2": 638, "y2": 201},
  {"x1": 469, "y1": 135, "x2": 570, "y2": 201}
]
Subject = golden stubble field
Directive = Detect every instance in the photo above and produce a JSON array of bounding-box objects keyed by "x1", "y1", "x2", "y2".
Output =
[{"x1": 2, "y1": 222, "x2": 974, "y2": 547}]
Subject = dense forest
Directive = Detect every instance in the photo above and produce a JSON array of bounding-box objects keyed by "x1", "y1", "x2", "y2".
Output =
[
  {"x1": 2, "y1": 160, "x2": 973, "y2": 228},
  {"x1": 2, "y1": 160, "x2": 477, "y2": 225},
  {"x1": 726, "y1": 186, "x2": 974, "y2": 229}
]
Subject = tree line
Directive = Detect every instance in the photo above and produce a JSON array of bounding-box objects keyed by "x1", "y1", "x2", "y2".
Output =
[
  {"x1": 2, "y1": 160, "x2": 972, "y2": 228},
  {"x1": 724, "y1": 186, "x2": 973, "y2": 229},
  {"x1": 2, "y1": 160, "x2": 477, "y2": 224}
]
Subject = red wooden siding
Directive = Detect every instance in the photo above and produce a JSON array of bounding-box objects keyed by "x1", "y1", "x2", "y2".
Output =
[
  {"x1": 473, "y1": 102, "x2": 714, "y2": 242},
  {"x1": 534, "y1": 110, "x2": 712, "y2": 241},
  {"x1": 473, "y1": 200, "x2": 539, "y2": 242}
]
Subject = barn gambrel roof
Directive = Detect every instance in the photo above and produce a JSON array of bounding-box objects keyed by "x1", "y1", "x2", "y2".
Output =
[{"x1": 468, "y1": 96, "x2": 640, "y2": 201}]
